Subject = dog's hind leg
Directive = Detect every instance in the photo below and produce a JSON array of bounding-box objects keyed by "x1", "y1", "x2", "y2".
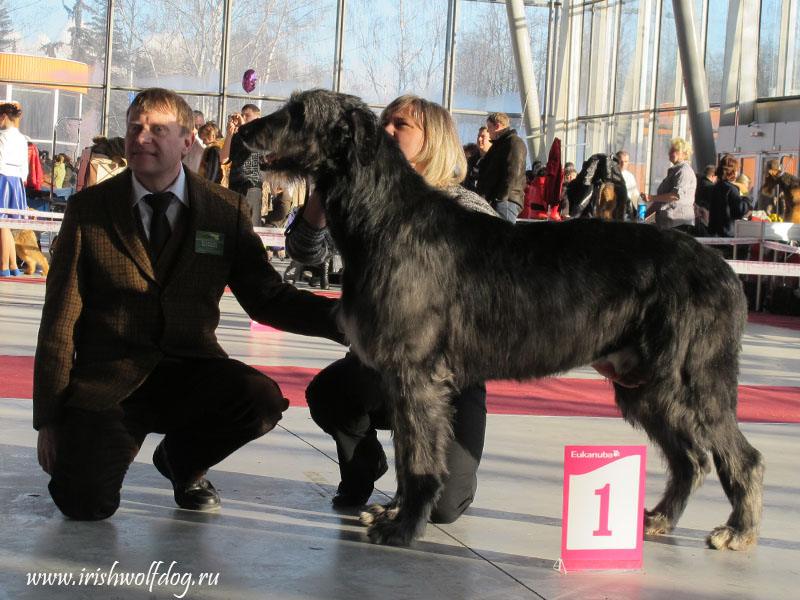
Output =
[
  {"x1": 615, "y1": 383, "x2": 712, "y2": 536},
  {"x1": 642, "y1": 424, "x2": 711, "y2": 536},
  {"x1": 361, "y1": 369, "x2": 454, "y2": 545},
  {"x1": 706, "y1": 418, "x2": 764, "y2": 550}
]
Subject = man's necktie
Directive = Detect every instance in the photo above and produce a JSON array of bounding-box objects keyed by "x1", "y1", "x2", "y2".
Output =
[{"x1": 144, "y1": 192, "x2": 173, "y2": 259}]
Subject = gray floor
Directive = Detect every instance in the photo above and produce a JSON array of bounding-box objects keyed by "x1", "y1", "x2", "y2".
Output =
[{"x1": 1, "y1": 268, "x2": 799, "y2": 600}]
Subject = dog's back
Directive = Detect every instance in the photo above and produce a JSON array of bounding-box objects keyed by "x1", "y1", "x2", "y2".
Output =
[
  {"x1": 13, "y1": 229, "x2": 50, "y2": 276},
  {"x1": 384, "y1": 208, "x2": 744, "y2": 384}
]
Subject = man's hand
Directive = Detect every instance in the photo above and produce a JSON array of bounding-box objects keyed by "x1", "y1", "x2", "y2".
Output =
[{"x1": 37, "y1": 424, "x2": 59, "y2": 475}]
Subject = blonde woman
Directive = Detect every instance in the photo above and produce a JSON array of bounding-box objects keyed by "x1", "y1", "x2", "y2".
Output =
[
  {"x1": 379, "y1": 94, "x2": 494, "y2": 215},
  {"x1": 641, "y1": 137, "x2": 697, "y2": 231},
  {"x1": 0, "y1": 101, "x2": 29, "y2": 276},
  {"x1": 285, "y1": 95, "x2": 494, "y2": 522}
]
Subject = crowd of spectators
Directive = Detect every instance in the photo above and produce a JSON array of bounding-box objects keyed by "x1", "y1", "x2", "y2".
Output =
[{"x1": 4, "y1": 89, "x2": 790, "y2": 283}]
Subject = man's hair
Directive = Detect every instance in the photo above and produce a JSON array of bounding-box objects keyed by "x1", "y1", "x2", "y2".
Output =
[
  {"x1": 193, "y1": 110, "x2": 204, "y2": 119},
  {"x1": 614, "y1": 150, "x2": 629, "y2": 161},
  {"x1": 487, "y1": 112, "x2": 510, "y2": 128},
  {"x1": 241, "y1": 104, "x2": 260, "y2": 115},
  {"x1": 127, "y1": 88, "x2": 194, "y2": 133},
  {"x1": 478, "y1": 126, "x2": 488, "y2": 134},
  {"x1": 564, "y1": 165, "x2": 577, "y2": 177},
  {"x1": 703, "y1": 164, "x2": 716, "y2": 177},
  {"x1": 381, "y1": 94, "x2": 466, "y2": 189},
  {"x1": 715, "y1": 154, "x2": 740, "y2": 182}
]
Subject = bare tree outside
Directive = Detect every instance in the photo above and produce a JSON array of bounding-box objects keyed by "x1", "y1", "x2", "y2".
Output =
[
  {"x1": 344, "y1": 0, "x2": 446, "y2": 103},
  {"x1": 454, "y1": 3, "x2": 516, "y2": 100}
]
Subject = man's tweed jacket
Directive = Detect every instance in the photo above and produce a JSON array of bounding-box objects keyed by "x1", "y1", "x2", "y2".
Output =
[{"x1": 33, "y1": 168, "x2": 341, "y2": 430}]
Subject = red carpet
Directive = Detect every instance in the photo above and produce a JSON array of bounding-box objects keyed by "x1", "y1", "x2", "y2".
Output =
[
  {"x1": 4, "y1": 356, "x2": 797, "y2": 423},
  {"x1": 746, "y1": 312, "x2": 800, "y2": 331}
]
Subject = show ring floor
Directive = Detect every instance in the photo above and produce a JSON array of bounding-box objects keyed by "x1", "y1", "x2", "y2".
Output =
[{"x1": 1, "y1": 271, "x2": 799, "y2": 599}]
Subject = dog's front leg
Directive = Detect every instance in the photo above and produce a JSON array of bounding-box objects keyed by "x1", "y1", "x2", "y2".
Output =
[{"x1": 362, "y1": 376, "x2": 454, "y2": 545}]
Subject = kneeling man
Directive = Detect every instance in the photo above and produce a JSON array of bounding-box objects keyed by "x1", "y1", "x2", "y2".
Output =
[{"x1": 33, "y1": 88, "x2": 342, "y2": 519}]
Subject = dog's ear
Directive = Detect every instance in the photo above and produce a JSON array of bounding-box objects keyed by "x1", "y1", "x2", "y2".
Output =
[{"x1": 345, "y1": 108, "x2": 379, "y2": 166}]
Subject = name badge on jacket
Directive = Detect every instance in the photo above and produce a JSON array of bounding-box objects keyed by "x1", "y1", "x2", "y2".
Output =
[{"x1": 195, "y1": 231, "x2": 225, "y2": 255}]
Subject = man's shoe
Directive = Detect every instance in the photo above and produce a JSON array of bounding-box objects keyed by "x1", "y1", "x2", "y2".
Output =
[
  {"x1": 331, "y1": 455, "x2": 389, "y2": 507},
  {"x1": 152, "y1": 442, "x2": 221, "y2": 511}
]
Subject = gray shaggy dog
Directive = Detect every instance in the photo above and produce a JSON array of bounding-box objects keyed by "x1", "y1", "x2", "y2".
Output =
[{"x1": 236, "y1": 89, "x2": 764, "y2": 550}]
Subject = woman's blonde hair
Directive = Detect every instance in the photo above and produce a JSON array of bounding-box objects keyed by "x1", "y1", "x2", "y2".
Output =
[
  {"x1": 670, "y1": 137, "x2": 693, "y2": 160},
  {"x1": 381, "y1": 94, "x2": 466, "y2": 189}
]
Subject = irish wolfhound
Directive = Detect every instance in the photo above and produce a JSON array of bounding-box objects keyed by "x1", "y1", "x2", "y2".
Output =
[{"x1": 237, "y1": 89, "x2": 764, "y2": 550}]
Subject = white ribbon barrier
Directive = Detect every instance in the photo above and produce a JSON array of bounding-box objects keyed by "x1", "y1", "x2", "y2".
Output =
[
  {"x1": 727, "y1": 260, "x2": 800, "y2": 277},
  {"x1": 1, "y1": 208, "x2": 64, "y2": 233},
  {"x1": 4, "y1": 212, "x2": 797, "y2": 279},
  {"x1": 2, "y1": 209, "x2": 287, "y2": 245},
  {"x1": 253, "y1": 227, "x2": 288, "y2": 247}
]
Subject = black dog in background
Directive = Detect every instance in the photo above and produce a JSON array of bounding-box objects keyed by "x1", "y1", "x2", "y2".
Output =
[
  {"x1": 567, "y1": 153, "x2": 632, "y2": 220},
  {"x1": 237, "y1": 89, "x2": 764, "y2": 550}
]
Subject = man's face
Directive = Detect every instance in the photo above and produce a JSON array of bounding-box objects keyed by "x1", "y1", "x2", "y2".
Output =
[
  {"x1": 194, "y1": 114, "x2": 204, "y2": 129},
  {"x1": 125, "y1": 108, "x2": 193, "y2": 189},
  {"x1": 618, "y1": 153, "x2": 629, "y2": 171},
  {"x1": 486, "y1": 120, "x2": 504, "y2": 141},
  {"x1": 477, "y1": 130, "x2": 492, "y2": 153},
  {"x1": 241, "y1": 108, "x2": 260, "y2": 123}
]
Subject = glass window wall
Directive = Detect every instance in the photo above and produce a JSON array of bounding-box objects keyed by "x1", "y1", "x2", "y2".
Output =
[
  {"x1": 342, "y1": 0, "x2": 447, "y2": 105},
  {"x1": 1, "y1": 0, "x2": 798, "y2": 195},
  {"x1": 454, "y1": 0, "x2": 519, "y2": 113}
]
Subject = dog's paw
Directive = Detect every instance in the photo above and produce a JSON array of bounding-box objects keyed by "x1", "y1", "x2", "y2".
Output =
[
  {"x1": 359, "y1": 502, "x2": 399, "y2": 527},
  {"x1": 643, "y1": 510, "x2": 673, "y2": 535},
  {"x1": 706, "y1": 526, "x2": 757, "y2": 551},
  {"x1": 366, "y1": 516, "x2": 417, "y2": 546}
]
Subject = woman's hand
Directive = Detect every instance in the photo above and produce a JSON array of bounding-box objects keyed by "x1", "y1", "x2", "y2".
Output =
[{"x1": 641, "y1": 191, "x2": 678, "y2": 204}]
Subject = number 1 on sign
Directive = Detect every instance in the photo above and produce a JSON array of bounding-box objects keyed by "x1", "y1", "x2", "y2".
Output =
[{"x1": 593, "y1": 483, "x2": 612, "y2": 536}]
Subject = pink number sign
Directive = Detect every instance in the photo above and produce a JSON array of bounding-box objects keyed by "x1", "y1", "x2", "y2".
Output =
[{"x1": 557, "y1": 445, "x2": 647, "y2": 573}]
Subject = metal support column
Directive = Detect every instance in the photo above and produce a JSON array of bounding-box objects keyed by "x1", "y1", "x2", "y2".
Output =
[
  {"x1": 505, "y1": 0, "x2": 542, "y2": 162},
  {"x1": 441, "y1": 0, "x2": 458, "y2": 111},
  {"x1": 332, "y1": 0, "x2": 347, "y2": 93},
  {"x1": 218, "y1": 0, "x2": 233, "y2": 124},
  {"x1": 101, "y1": 0, "x2": 115, "y2": 137},
  {"x1": 672, "y1": 0, "x2": 716, "y2": 169}
]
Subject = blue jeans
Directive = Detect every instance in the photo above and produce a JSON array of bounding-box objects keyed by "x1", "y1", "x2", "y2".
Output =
[{"x1": 494, "y1": 201, "x2": 521, "y2": 224}]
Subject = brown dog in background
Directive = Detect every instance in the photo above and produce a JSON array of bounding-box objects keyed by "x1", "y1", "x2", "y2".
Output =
[{"x1": 12, "y1": 229, "x2": 49, "y2": 276}]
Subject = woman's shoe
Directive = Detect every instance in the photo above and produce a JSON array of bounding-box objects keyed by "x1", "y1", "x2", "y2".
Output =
[
  {"x1": 0, "y1": 270, "x2": 10, "y2": 277},
  {"x1": 320, "y1": 261, "x2": 330, "y2": 290},
  {"x1": 10, "y1": 269, "x2": 21, "y2": 277},
  {"x1": 283, "y1": 261, "x2": 300, "y2": 284}
]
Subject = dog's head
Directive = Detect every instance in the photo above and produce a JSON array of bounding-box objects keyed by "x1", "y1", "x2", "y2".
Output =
[{"x1": 236, "y1": 89, "x2": 381, "y2": 180}]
